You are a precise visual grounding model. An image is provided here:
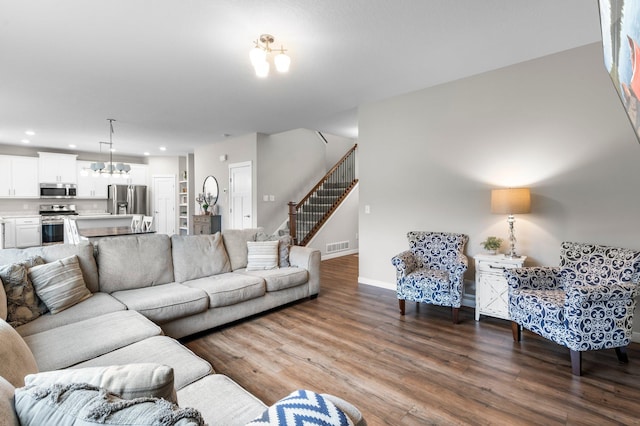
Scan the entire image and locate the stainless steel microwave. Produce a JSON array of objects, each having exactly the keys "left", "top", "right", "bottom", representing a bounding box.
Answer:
[{"left": 39, "top": 183, "right": 77, "bottom": 199}]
